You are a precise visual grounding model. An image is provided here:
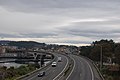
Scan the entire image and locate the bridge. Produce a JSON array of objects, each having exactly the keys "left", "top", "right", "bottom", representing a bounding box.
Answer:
[
  {"left": 0, "top": 51, "right": 54, "bottom": 66},
  {"left": 0, "top": 59, "right": 51, "bottom": 63}
]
